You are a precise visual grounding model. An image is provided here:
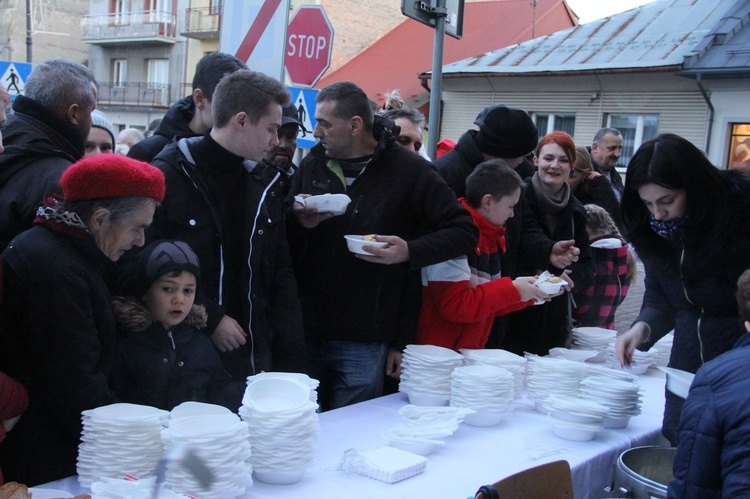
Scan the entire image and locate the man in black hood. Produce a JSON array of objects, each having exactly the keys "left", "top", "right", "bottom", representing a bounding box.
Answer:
[
  {"left": 127, "top": 52, "right": 247, "bottom": 162},
  {"left": 0, "top": 58, "right": 98, "bottom": 250}
]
